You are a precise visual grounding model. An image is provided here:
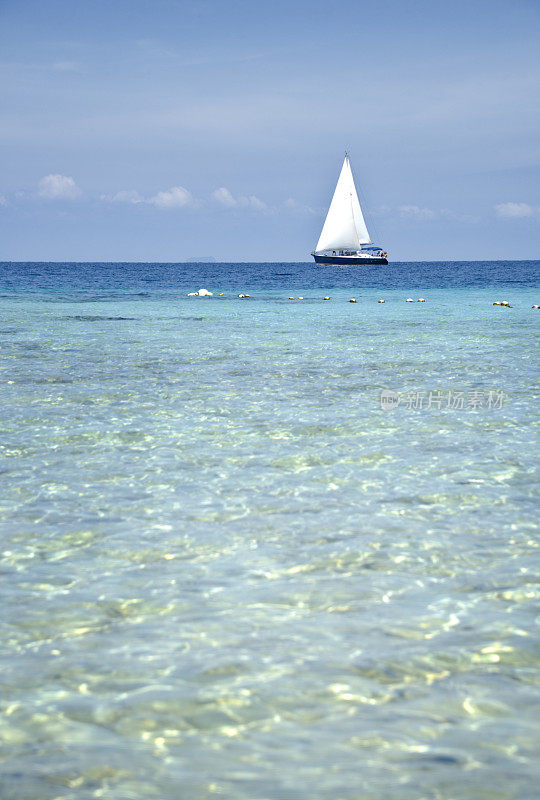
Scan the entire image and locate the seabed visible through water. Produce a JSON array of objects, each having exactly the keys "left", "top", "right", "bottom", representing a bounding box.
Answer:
[{"left": 0, "top": 260, "right": 538, "bottom": 800}]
